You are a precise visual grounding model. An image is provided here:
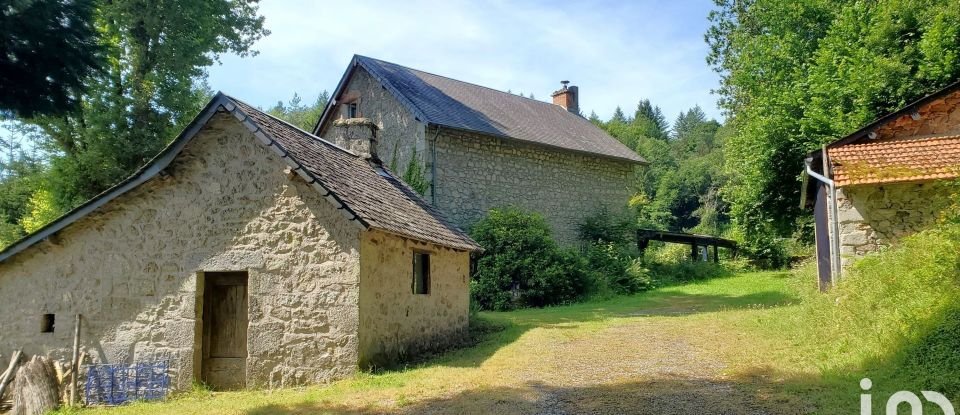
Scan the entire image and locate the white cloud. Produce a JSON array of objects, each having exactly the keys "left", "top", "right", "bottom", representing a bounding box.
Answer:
[{"left": 208, "top": 0, "right": 722, "bottom": 123}]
